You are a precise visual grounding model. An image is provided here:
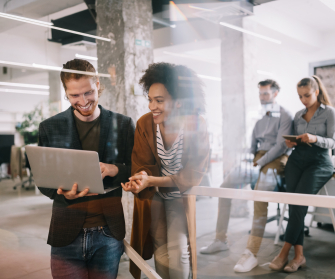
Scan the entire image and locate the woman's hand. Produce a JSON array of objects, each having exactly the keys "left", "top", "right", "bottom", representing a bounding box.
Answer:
[
  {"left": 121, "top": 181, "right": 137, "bottom": 192},
  {"left": 121, "top": 171, "right": 150, "bottom": 194},
  {"left": 296, "top": 133, "right": 317, "bottom": 144},
  {"left": 121, "top": 180, "right": 141, "bottom": 192},
  {"left": 127, "top": 171, "right": 150, "bottom": 194},
  {"left": 285, "top": 139, "right": 297, "bottom": 148}
]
